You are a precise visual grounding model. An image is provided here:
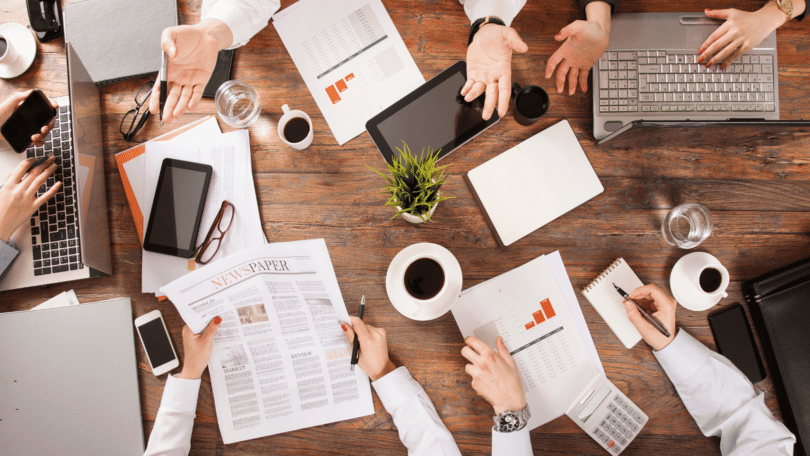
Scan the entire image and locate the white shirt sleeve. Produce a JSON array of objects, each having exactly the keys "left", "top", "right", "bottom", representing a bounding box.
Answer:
[
  {"left": 143, "top": 375, "right": 202, "bottom": 456},
  {"left": 654, "top": 330, "right": 796, "bottom": 456},
  {"left": 372, "top": 367, "right": 462, "bottom": 456},
  {"left": 201, "top": 0, "right": 281, "bottom": 49},
  {"left": 492, "top": 426, "right": 532, "bottom": 455},
  {"left": 458, "top": 0, "right": 527, "bottom": 26}
]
